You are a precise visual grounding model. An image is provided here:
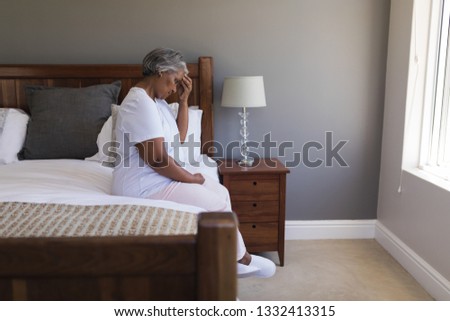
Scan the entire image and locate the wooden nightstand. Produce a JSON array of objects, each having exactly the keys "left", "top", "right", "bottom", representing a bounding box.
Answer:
[{"left": 218, "top": 158, "right": 290, "bottom": 266}]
